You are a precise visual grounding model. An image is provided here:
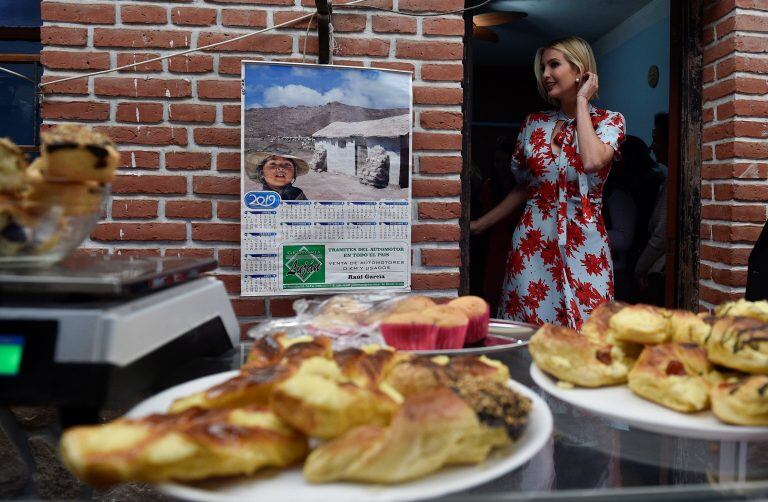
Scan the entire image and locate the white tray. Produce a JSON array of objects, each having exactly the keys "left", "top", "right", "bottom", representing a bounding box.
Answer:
[
  {"left": 127, "top": 371, "right": 554, "bottom": 502},
  {"left": 530, "top": 363, "right": 768, "bottom": 441}
]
